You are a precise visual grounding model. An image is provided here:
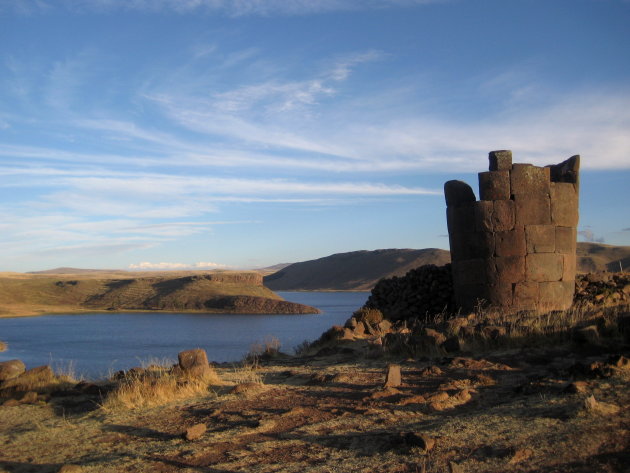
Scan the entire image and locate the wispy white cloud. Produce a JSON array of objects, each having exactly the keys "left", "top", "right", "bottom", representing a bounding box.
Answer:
[{"left": 1, "top": 0, "right": 444, "bottom": 16}]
